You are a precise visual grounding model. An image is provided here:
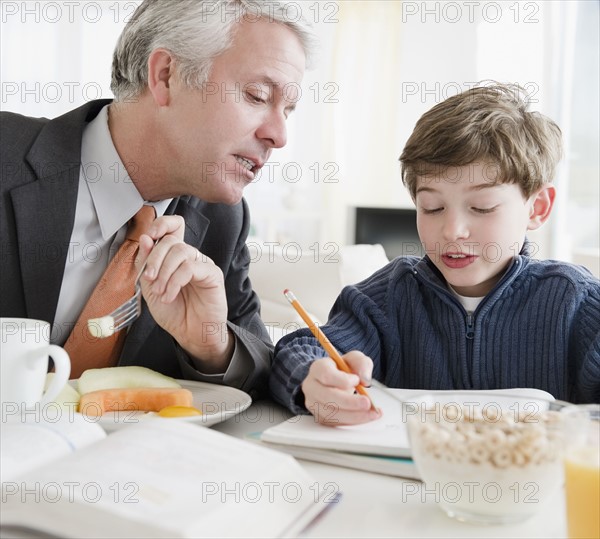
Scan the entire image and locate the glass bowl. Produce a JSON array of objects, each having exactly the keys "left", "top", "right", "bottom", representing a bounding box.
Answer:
[{"left": 405, "top": 391, "right": 568, "bottom": 524}]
